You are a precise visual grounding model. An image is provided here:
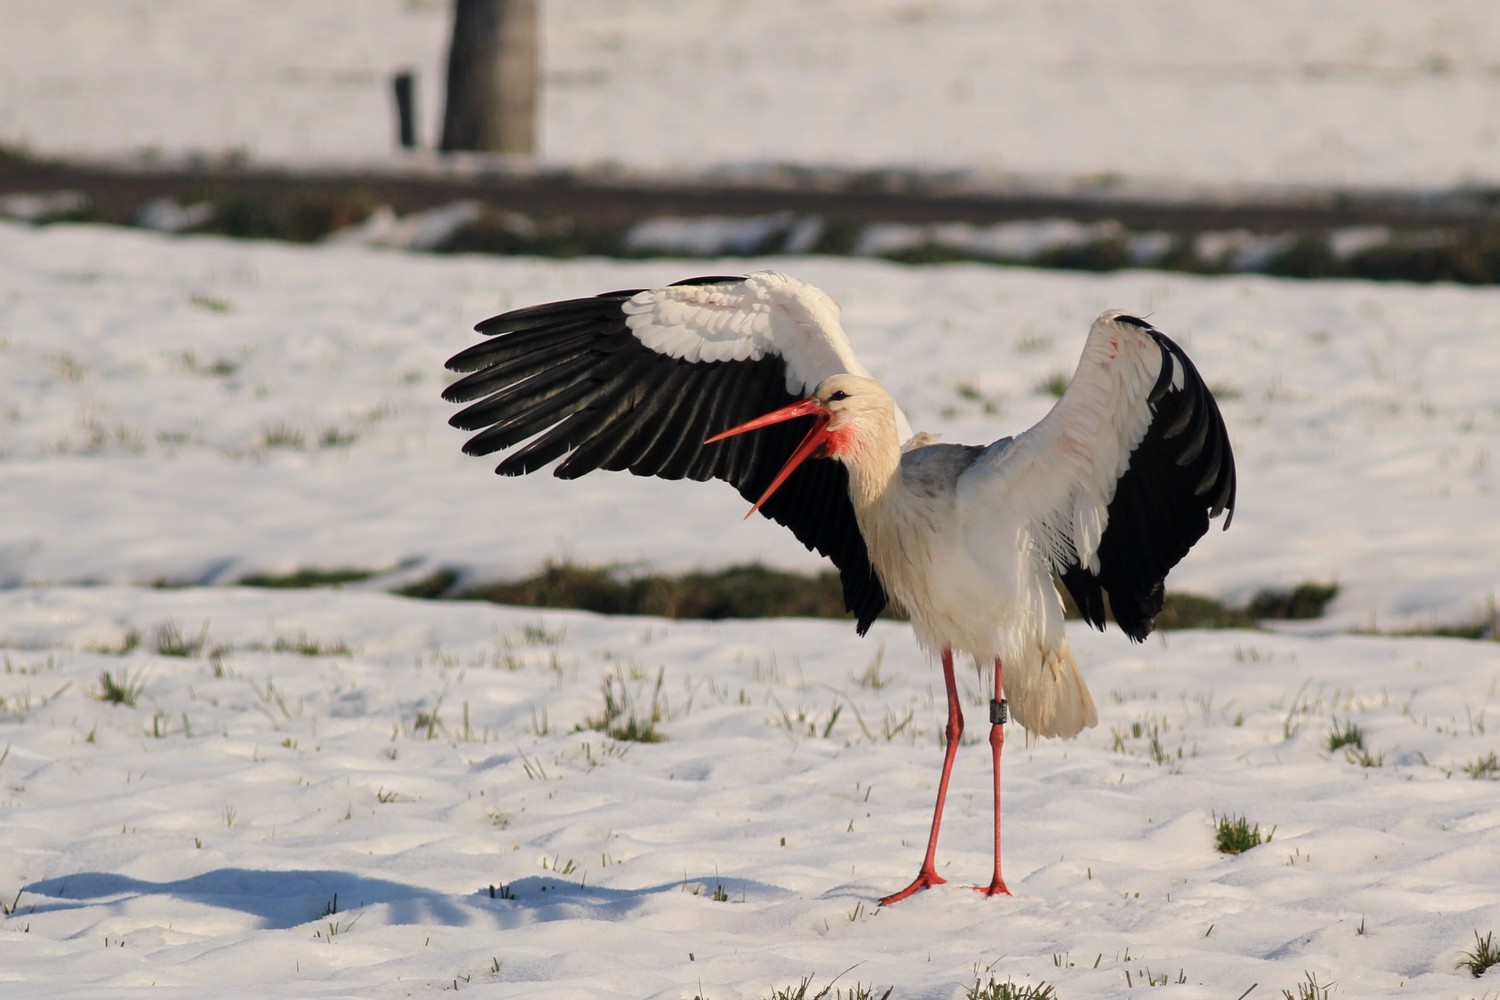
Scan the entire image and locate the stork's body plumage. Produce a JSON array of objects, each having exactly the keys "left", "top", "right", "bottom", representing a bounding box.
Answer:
[
  {"left": 444, "top": 271, "right": 1236, "bottom": 903},
  {"left": 807, "top": 377, "right": 1099, "bottom": 741}
]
